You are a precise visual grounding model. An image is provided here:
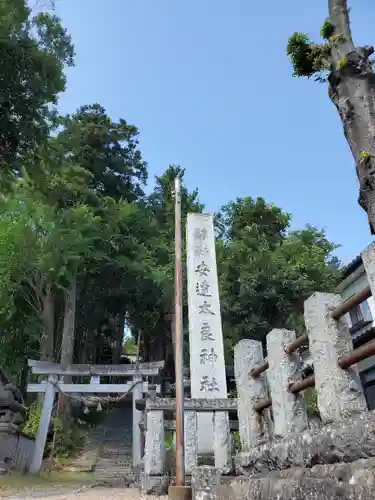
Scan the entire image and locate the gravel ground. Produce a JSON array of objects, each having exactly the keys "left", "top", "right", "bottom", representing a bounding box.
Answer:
[{"left": 1, "top": 486, "right": 168, "bottom": 500}]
